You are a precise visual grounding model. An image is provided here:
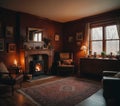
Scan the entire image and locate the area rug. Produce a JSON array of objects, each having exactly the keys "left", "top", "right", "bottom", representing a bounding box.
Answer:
[
  {"left": 18, "top": 77, "right": 101, "bottom": 106},
  {"left": 27, "top": 75, "right": 56, "bottom": 82}
]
